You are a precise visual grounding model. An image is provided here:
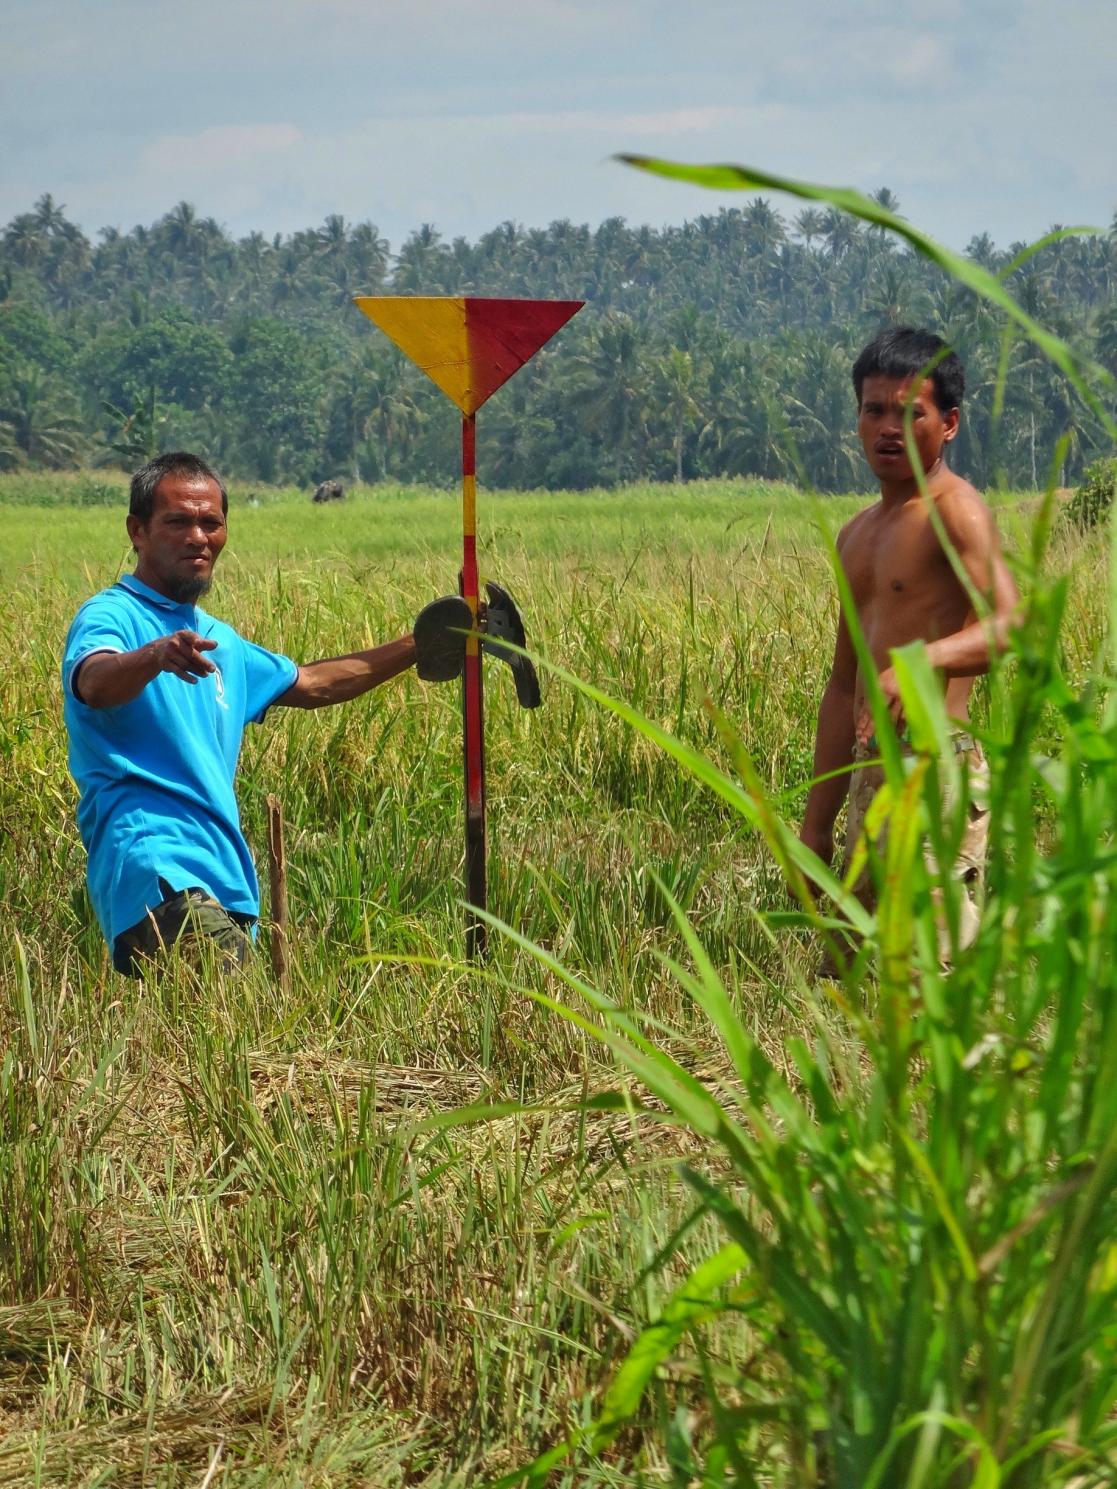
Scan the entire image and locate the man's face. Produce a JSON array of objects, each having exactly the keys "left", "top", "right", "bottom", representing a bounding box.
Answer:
[
  {"left": 126, "top": 473, "right": 228, "bottom": 603},
  {"left": 857, "top": 374, "right": 959, "bottom": 484}
]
